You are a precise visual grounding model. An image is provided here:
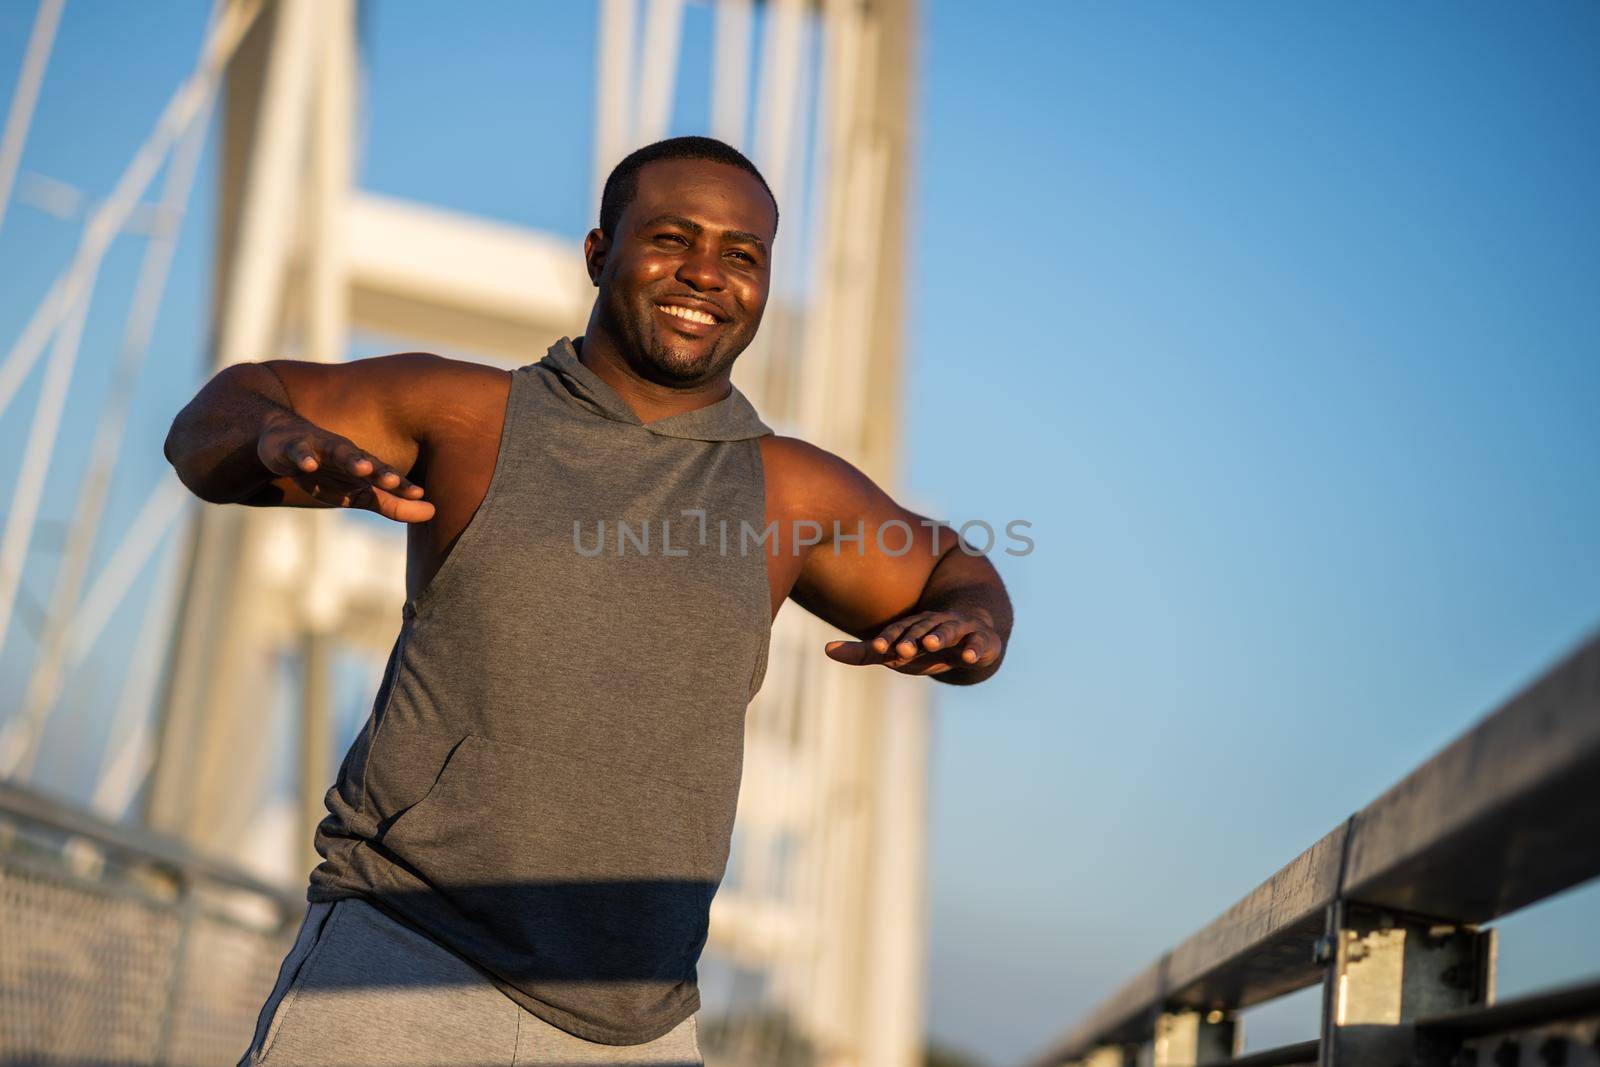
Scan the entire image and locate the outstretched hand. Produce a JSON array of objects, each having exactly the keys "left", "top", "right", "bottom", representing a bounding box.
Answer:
[
  {"left": 258, "top": 412, "right": 435, "bottom": 523},
  {"left": 824, "top": 608, "right": 1004, "bottom": 677}
]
